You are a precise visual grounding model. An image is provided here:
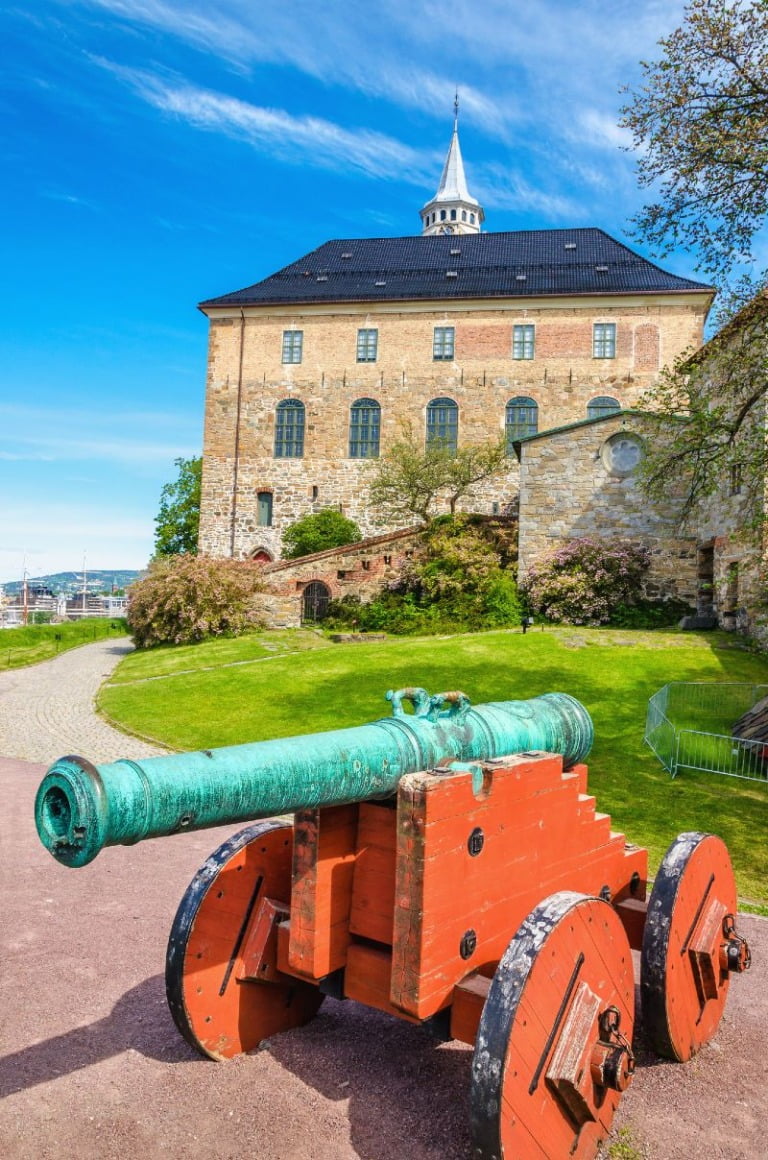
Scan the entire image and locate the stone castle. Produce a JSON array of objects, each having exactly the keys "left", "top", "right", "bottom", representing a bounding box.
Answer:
[{"left": 198, "top": 113, "right": 712, "bottom": 572}]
